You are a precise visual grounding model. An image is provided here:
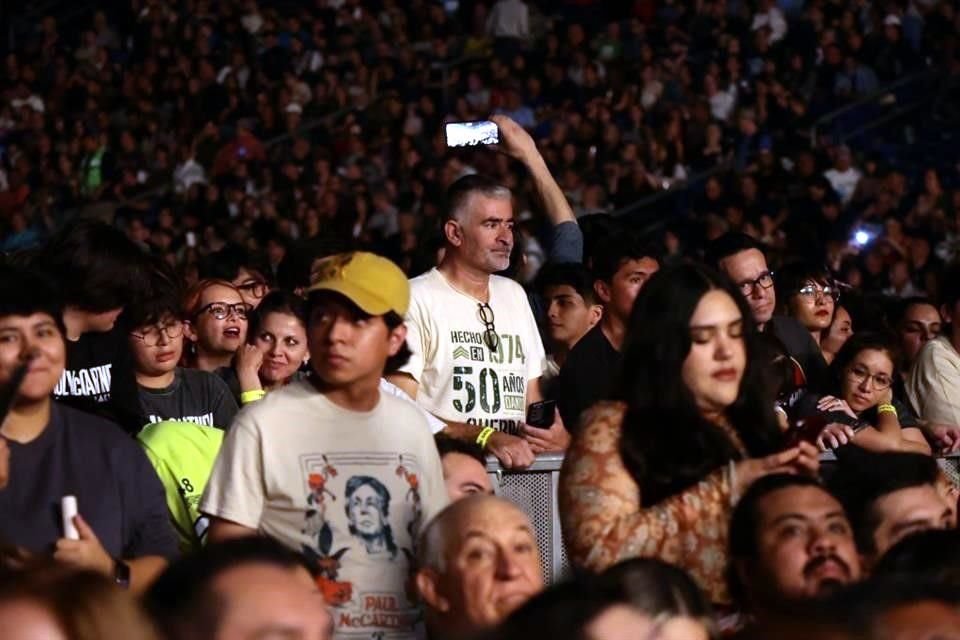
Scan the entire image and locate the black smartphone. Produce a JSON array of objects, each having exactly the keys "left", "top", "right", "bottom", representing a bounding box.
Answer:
[
  {"left": 526, "top": 400, "right": 556, "bottom": 429},
  {"left": 784, "top": 414, "right": 828, "bottom": 448}
]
